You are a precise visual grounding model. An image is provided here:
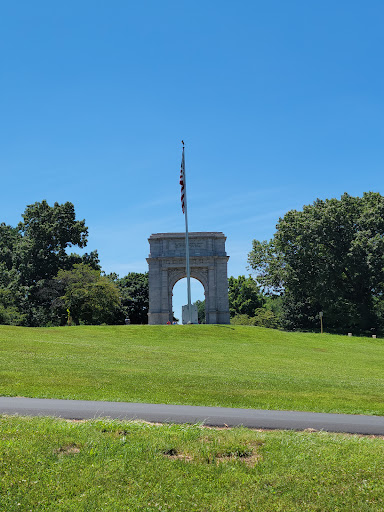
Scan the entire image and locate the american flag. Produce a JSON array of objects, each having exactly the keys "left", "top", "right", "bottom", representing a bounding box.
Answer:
[{"left": 180, "top": 144, "right": 185, "bottom": 214}]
